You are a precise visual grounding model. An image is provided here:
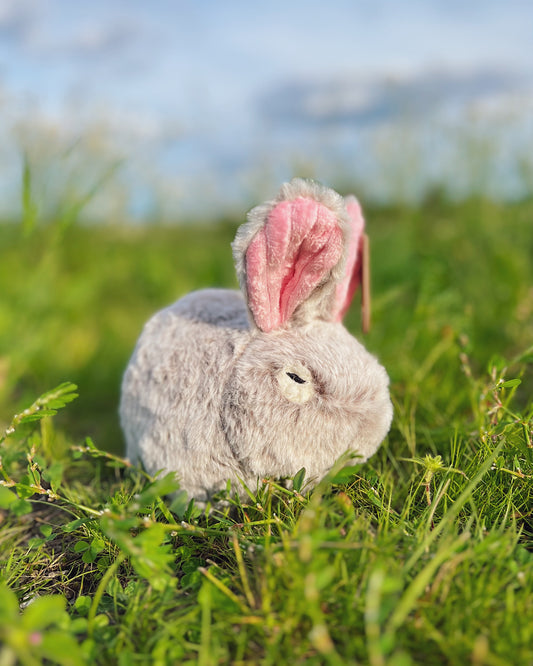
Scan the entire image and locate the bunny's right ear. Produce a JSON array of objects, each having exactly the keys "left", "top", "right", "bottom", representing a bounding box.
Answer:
[{"left": 232, "top": 179, "right": 352, "bottom": 332}]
